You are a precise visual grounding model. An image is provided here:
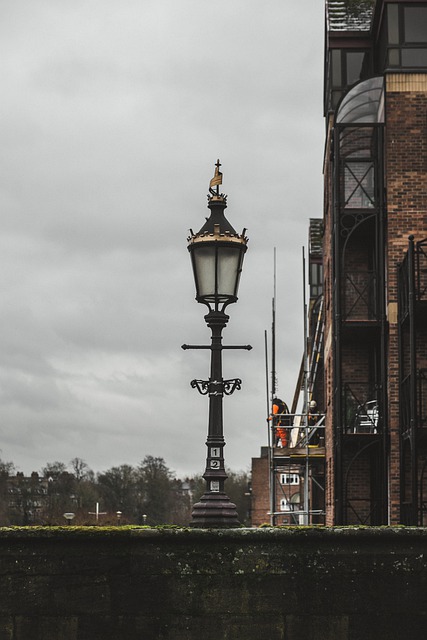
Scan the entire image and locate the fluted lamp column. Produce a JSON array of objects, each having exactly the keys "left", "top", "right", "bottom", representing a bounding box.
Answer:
[{"left": 182, "top": 160, "right": 250, "bottom": 528}]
